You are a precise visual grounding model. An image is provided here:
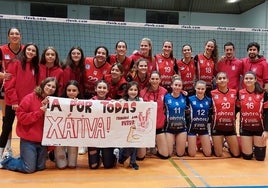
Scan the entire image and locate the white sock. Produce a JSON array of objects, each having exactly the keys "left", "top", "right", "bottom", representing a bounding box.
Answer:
[{"left": 5, "top": 139, "right": 11, "bottom": 149}]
